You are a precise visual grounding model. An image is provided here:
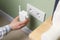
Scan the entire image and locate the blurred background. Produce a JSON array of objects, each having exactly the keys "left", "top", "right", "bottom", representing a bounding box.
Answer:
[{"left": 0, "top": 0, "right": 56, "bottom": 40}]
